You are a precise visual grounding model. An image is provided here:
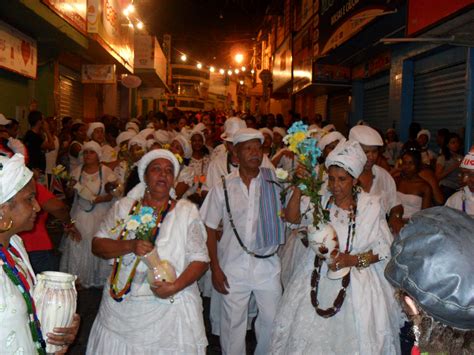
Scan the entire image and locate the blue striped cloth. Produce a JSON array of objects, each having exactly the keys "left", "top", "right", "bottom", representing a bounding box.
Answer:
[{"left": 256, "top": 168, "right": 285, "bottom": 249}]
